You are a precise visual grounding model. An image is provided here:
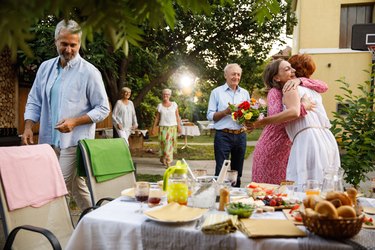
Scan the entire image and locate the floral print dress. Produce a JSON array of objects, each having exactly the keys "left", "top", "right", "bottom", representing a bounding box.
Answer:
[{"left": 251, "top": 78, "right": 328, "bottom": 184}]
